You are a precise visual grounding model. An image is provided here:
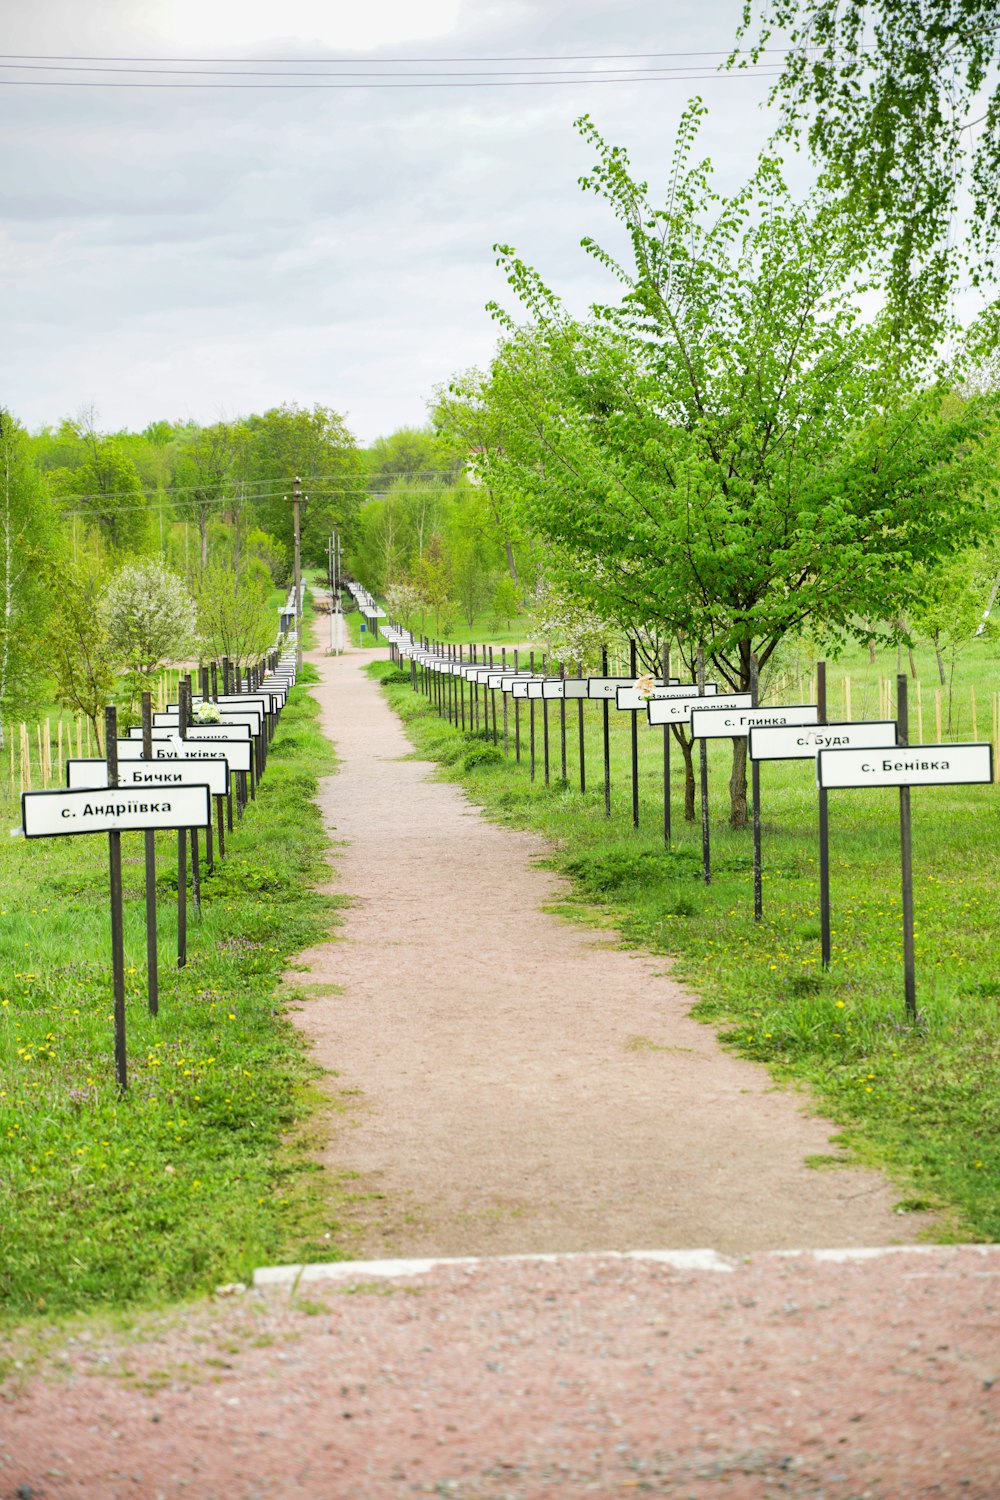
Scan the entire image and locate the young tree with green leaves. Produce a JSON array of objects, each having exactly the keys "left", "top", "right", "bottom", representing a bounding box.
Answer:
[
  {"left": 47, "top": 560, "right": 117, "bottom": 754},
  {"left": 735, "top": 0, "right": 1000, "bottom": 327},
  {"left": 193, "top": 558, "right": 275, "bottom": 671},
  {"left": 477, "top": 106, "right": 999, "bottom": 825},
  {"left": 169, "top": 421, "right": 236, "bottom": 572},
  {"left": 0, "top": 413, "right": 55, "bottom": 741},
  {"left": 236, "top": 404, "right": 362, "bottom": 566},
  {"left": 69, "top": 439, "right": 150, "bottom": 556}
]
